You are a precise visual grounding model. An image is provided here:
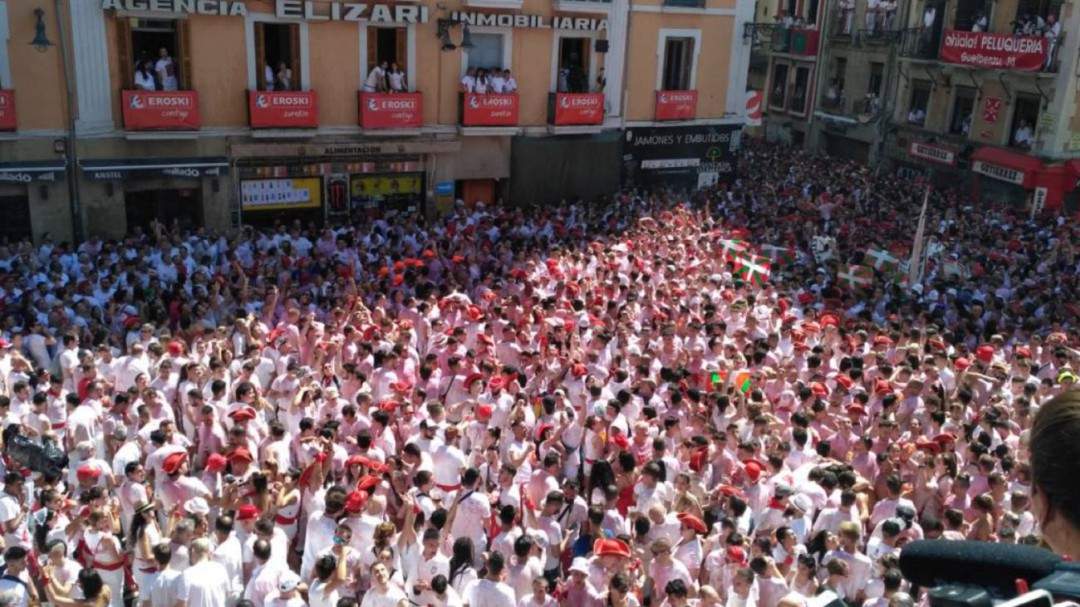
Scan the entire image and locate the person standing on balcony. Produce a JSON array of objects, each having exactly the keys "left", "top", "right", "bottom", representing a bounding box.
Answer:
[
  {"left": 865, "top": 0, "right": 880, "bottom": 35},
  {"left": 1044, "top": 14, "right": 1061, "bottom": 71},
  {"left": 460, "top": 67, "right": 477, "bottom": 94},
  {"left": 134, "top": 59, "right": 156, "bottom": 91},
  {"left": 490, "top": 69, "right": 507, "bottom": 94},
  {"left": 276, "top": 62, "right": 293, "bottom": 92},
  {"left": 264, "top": 61, "right": 276, "bottom": 91},
  {"left": 155, "top": 47, "right": 178, "bottom": 91},
  {"left": 364, "top": 61, "right": 388, "bottom": 93},
  {"left": 882, "top": 0, "right": 897, "bottom": 31},
  {"left": 389, "top": 63, "right": 406, "bottom": 92},
  {"left": 502, "top": 70, "right": 517, "bottom": 93},
  {"left": 839, "top": 0, "right": 855, "bottom": 36}
]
